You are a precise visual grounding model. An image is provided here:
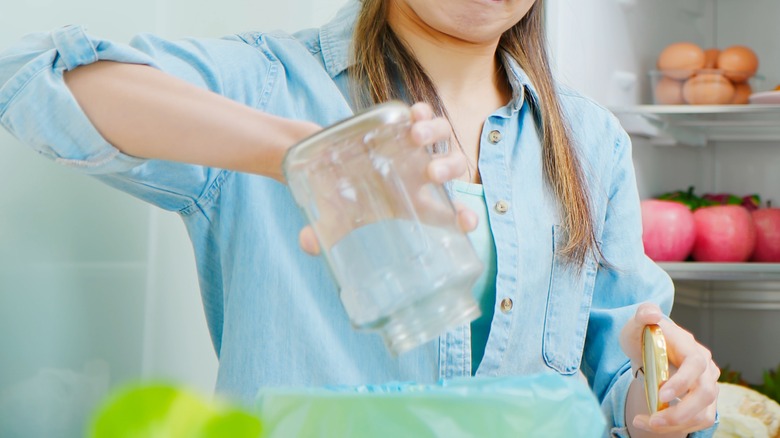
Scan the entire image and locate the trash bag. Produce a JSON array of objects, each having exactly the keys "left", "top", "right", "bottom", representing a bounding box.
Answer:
[{"left": 255, "top": 373, "right": 606, "bottom": 437}]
